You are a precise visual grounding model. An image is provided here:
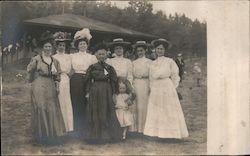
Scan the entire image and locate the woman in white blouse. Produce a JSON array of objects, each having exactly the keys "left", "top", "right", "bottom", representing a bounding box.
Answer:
[
  {"left": 107, "top": 38, "right": 133, "bottom": 85},
  {"left": 106, "top": 38, "right": 137, "bottom": 131},
  {"left": 70, "top": 28, "right": 97, "bottom": 134},
  {"left": 132, "top": 41, "right": 152, "bottom": 133},
  {"left": 143, "top": 38, "right": 189, "bottom": 139},
  {"left": 53, "top": 32, "right": 74, "bottom": 133}
]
